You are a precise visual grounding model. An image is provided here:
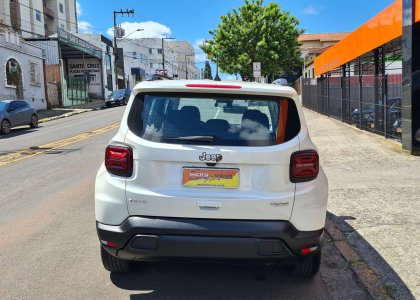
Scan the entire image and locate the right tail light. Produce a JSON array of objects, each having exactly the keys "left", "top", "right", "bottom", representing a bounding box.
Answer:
[
  {"left": 290, "top": 150, "right": 319, "bottom": 183},
  {"left": 105, "top": 145, "right": 133, "bottom": 177}
]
